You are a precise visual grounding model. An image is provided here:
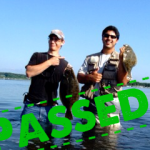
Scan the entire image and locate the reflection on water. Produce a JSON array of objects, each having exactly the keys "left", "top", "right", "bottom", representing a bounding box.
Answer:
[
  {"left": 0, "top": 80, "right": 150, "bottom": 150},
  {"left": 82, "top": 125, "right": 121, "bottom": 150}
]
